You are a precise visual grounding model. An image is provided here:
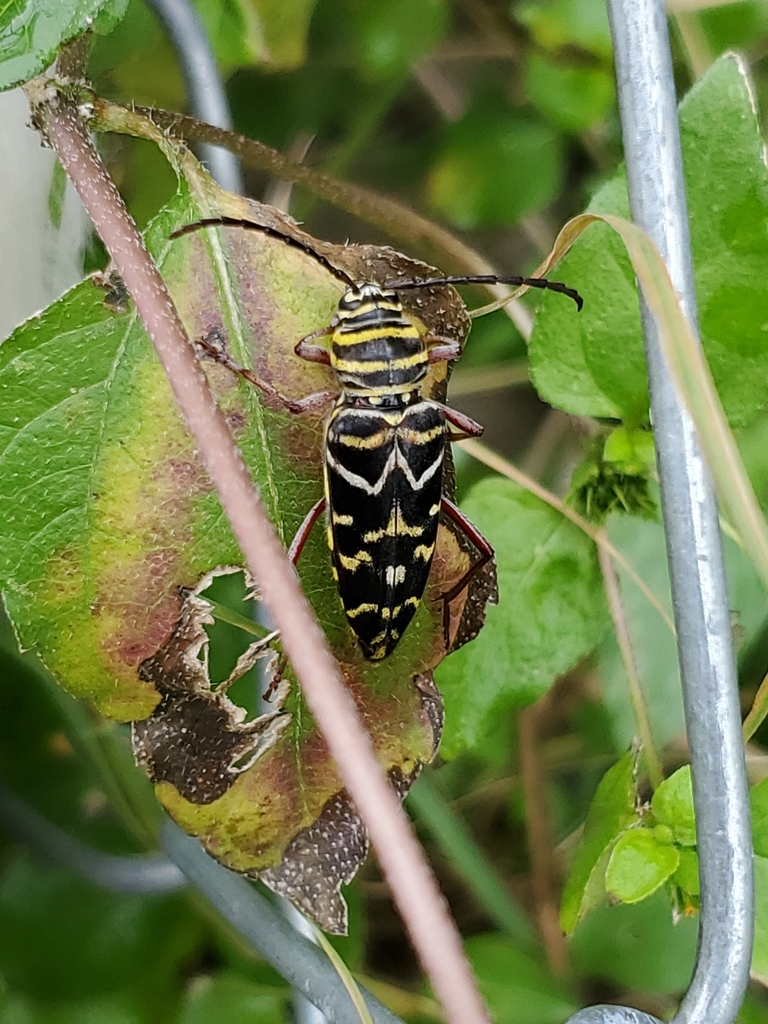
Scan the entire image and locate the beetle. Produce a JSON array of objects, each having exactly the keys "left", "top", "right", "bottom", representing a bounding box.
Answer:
[{"left": 171, "top": 217, "right": 583, "bottom": 660}]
